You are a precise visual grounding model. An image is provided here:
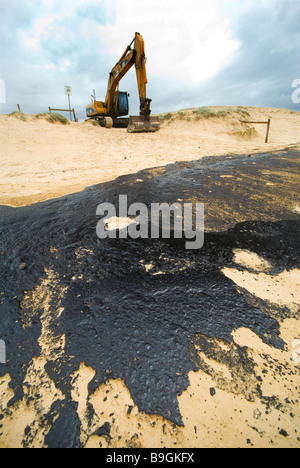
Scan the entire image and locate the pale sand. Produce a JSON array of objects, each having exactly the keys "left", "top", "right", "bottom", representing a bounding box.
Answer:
[
  {"left": 0, "top": 107, "right": 299, "bottom": 207},
  {"left": 0, "top": 107, "right": 299, "bottom": 448},
  {"left": 222, "top": 268, "right": 300, "bottom": 312},
  {"left": 2, "top": 303, "right": 299, "bottom": 448}
]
